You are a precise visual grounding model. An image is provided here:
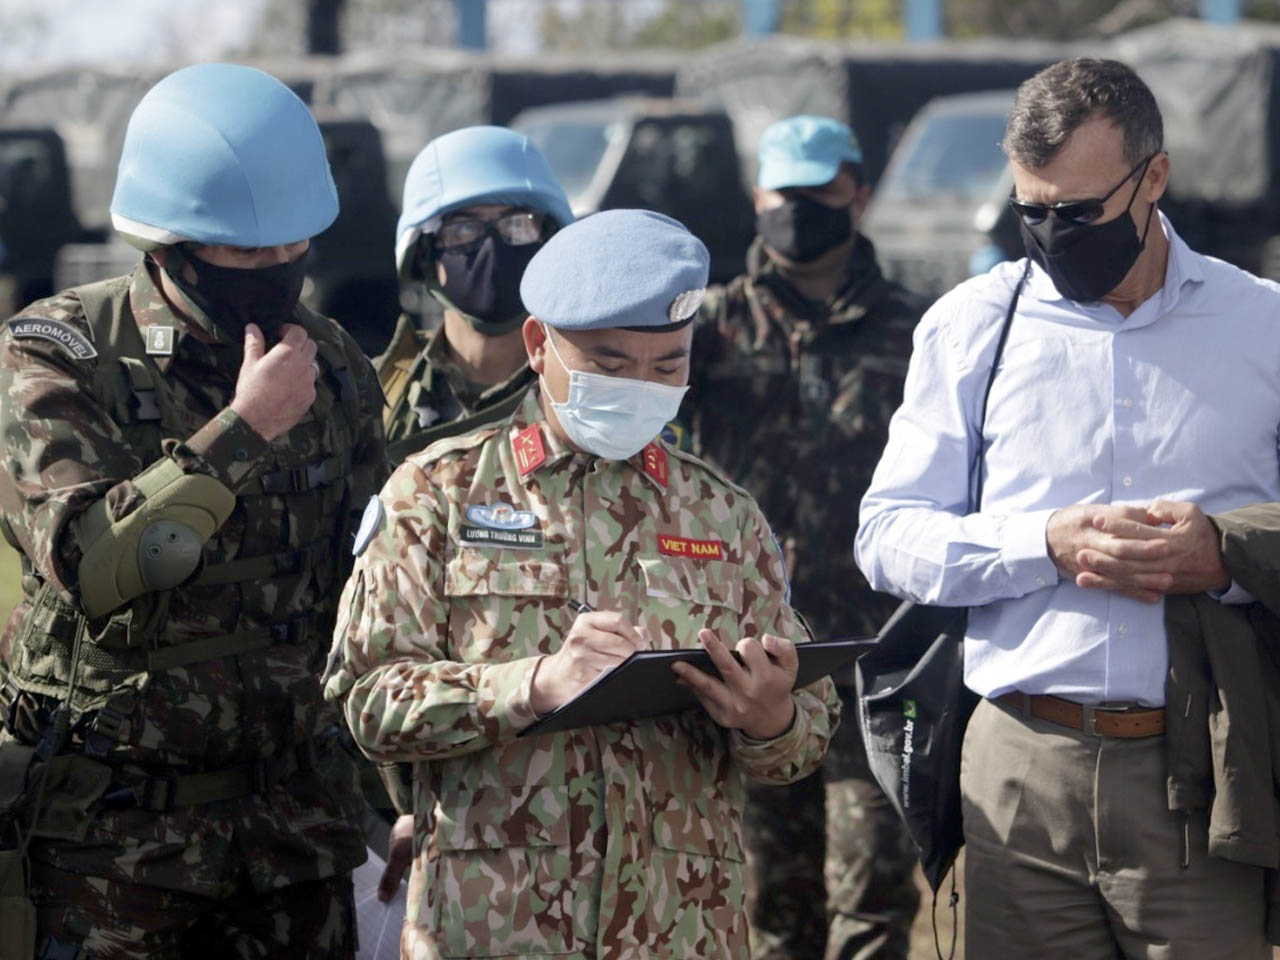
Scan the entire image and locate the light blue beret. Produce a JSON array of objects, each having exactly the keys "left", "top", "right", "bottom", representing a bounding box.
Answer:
[
  {"left": 757, "top": 115, "right": 863, "bottom": 191},
  {"left": 520, "top": 209, "right": 710, "bottom": 332}
]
